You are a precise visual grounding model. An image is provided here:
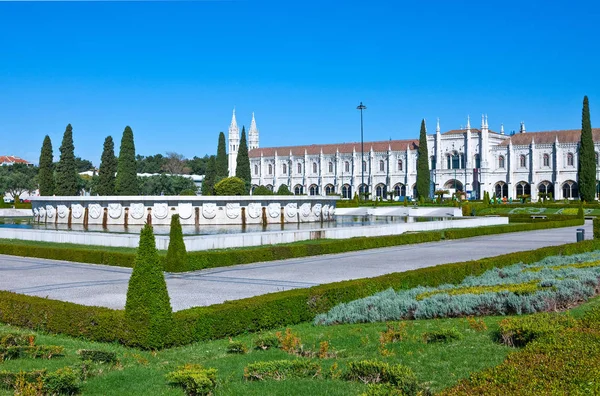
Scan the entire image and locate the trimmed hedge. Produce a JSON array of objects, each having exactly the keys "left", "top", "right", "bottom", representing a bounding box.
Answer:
[
  {"left": 594, "top": 217, "right": 600, "bottom": 239},
  {"left": 1, "top": 240, "right": 599, "bottom": 348}
]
